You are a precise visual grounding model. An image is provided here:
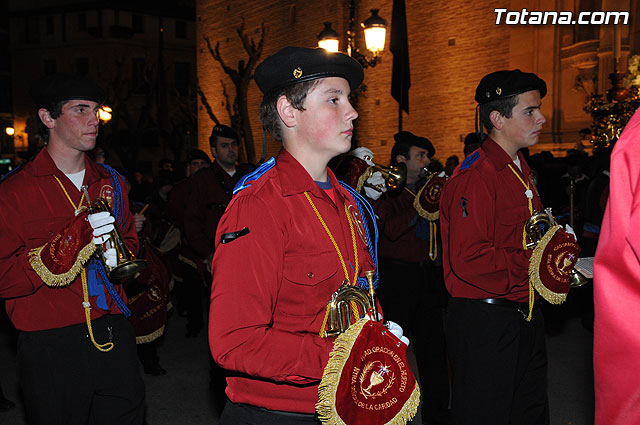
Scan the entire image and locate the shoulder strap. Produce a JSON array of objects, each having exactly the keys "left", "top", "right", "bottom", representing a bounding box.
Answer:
[{"left": 233, "top": 157, "right": 276, "bottom": 195}]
